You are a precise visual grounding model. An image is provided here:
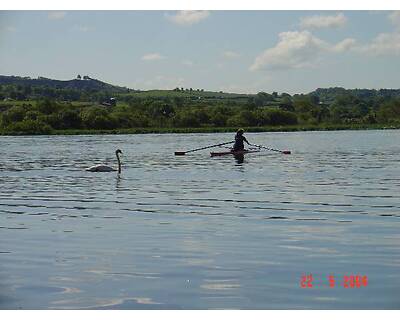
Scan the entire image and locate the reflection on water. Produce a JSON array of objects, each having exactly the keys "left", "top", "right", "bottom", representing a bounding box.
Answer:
[
  {"left": 1, "top": 130, "right": 400, "bottom": 309},
  {"left": 234, "top": 154, "right": 244, "bottom": 164}
]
